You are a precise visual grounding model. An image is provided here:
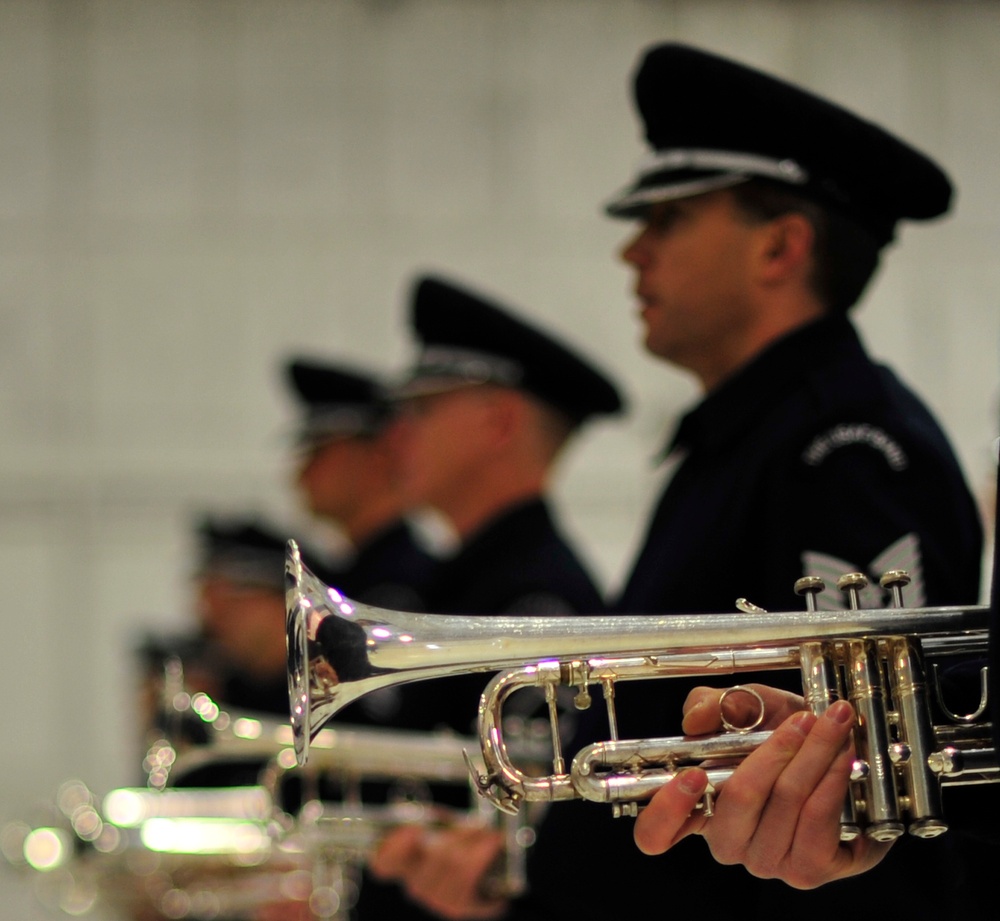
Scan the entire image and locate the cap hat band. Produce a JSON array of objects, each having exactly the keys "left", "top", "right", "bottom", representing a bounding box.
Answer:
[
  {"left": 638, "top": 148, "right": 809, "bottom": 185},
  {"left": 608, "top": 44, "right": 953, "bottom": 247},
  {"left": 308, "top": 406, "right": 381, "bottom": 432},
  {"left": 197, "top": 555, "right": 285, "bottom": 592},
  {"left": 296, "top": 407, "right": 384, "bottom": 448},
  {"left": 607, "top": 173, "right": 752, "bottom": 215},
  {"left": 415, "top": 346, "right": 524, "bottom": 387},
  {"left": 606, "top": 148, "right": 810, "bottom": 217}
]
